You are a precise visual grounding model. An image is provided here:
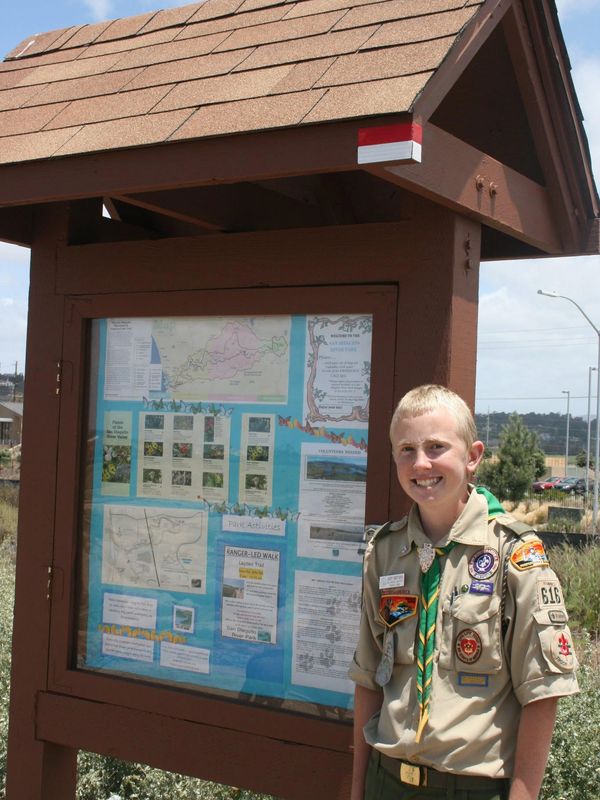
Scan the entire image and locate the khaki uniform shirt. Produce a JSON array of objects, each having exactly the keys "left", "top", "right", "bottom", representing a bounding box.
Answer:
[{"left": 349, "top": 490, "right": 579, "bottom": 778}]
